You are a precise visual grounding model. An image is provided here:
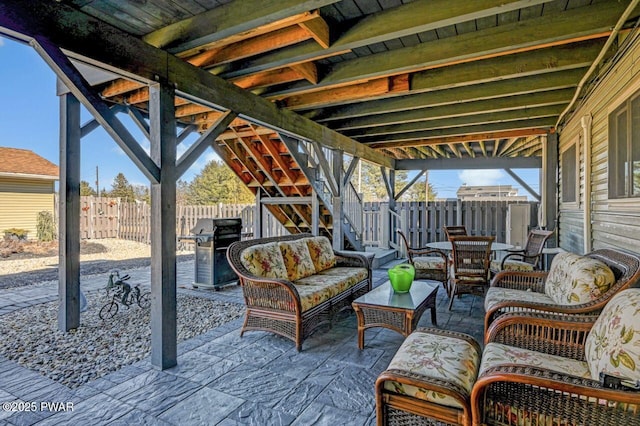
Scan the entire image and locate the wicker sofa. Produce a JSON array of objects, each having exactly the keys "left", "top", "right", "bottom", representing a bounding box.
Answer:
[
  {"left": 227, "top": 233, "right": 372, "bottom": 351},
  {"left": 484, "top": 248, "right": 640, "bottom": 334}
]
